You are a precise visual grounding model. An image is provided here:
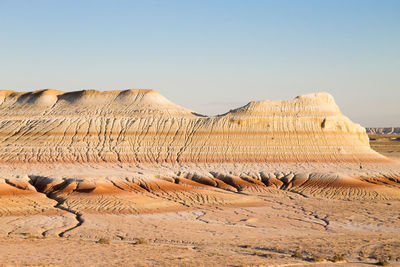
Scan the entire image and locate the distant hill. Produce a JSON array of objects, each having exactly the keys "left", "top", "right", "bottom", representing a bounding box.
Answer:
[{"left": 367, "top": 127, "right": 400, "bottom": 135}]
